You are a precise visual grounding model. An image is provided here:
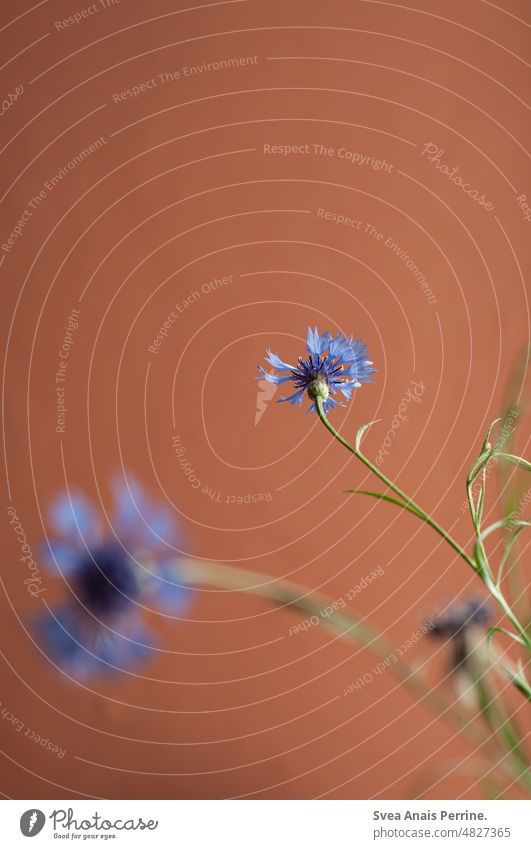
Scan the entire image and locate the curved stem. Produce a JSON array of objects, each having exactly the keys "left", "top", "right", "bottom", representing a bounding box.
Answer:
[
  {"left": 315, "top": 398, "right": 531, "bottom": 699},
  {"left": 315, "top": 398, "right": 475, "bottom": 569},
  {"left": 174, "top": 558, "right": 529, "bottom": 792}
]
